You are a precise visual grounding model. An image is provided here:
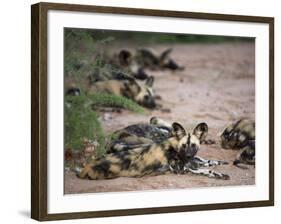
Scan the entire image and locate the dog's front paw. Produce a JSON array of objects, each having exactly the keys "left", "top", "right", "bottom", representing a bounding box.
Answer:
[
  {"left": 214, "top": 172, "right": 230, "bottom": 180},
  {"left": 219, "top": 160, "right": 229, "bottom": 165}
]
